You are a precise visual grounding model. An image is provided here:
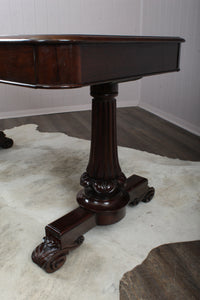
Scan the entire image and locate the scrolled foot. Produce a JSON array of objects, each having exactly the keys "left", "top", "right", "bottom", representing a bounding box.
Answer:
[
  {"left": 142, "top": 187, "right": 155, "bottom": 203},
  {"left": 129, "top": 198, "right": 140, "bottom": 206},
  {"left": 32, "top": 235, "right": 84, "bottom": 273},
  {"left": 129, "top": 187, "right": 155, "bottom": 206},
  {"left": 0, "top": 131, "right": 14, "bottom": 149}
]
